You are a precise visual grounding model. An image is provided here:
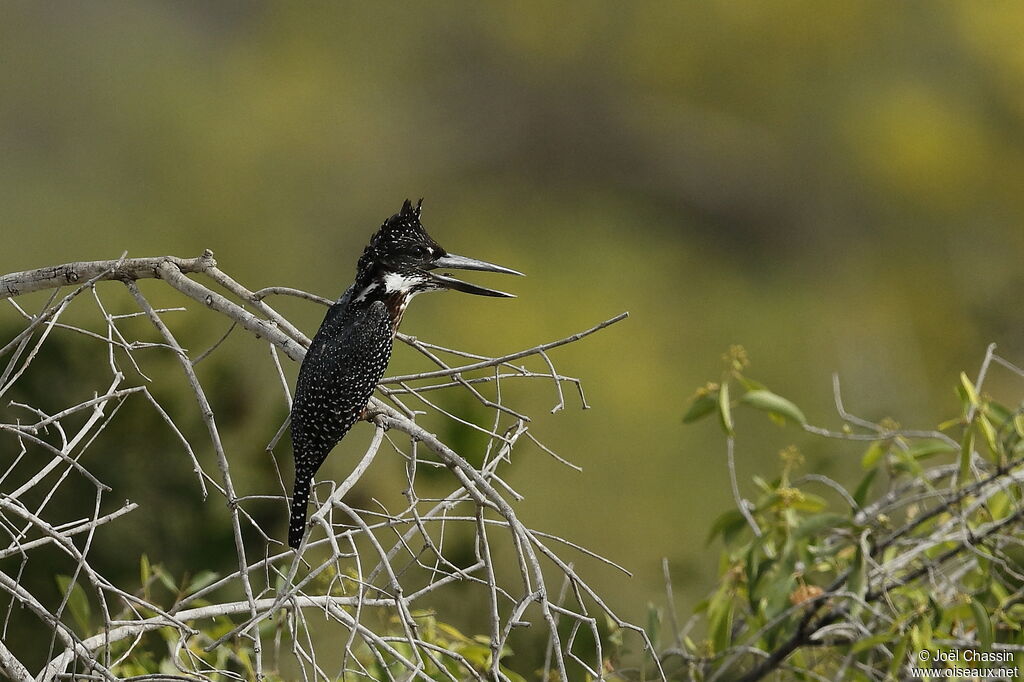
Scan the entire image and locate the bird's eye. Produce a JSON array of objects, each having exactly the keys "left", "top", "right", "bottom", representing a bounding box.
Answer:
[{"left": 411, "top": 245, "right": 429, "bottom": 258}]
